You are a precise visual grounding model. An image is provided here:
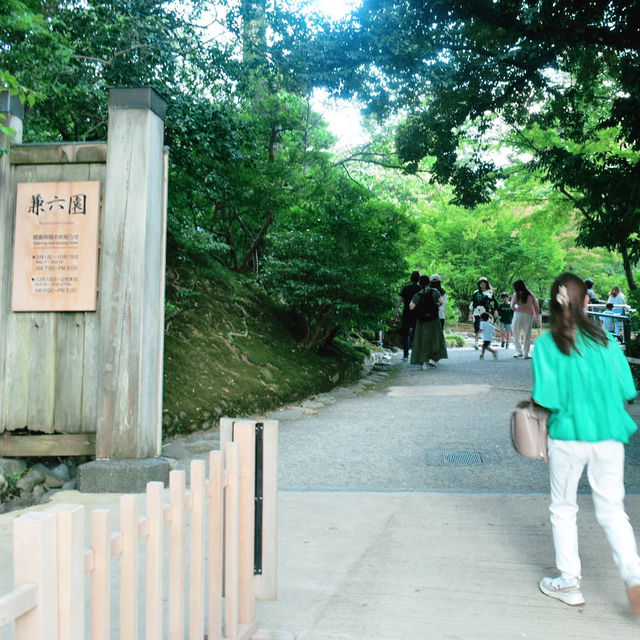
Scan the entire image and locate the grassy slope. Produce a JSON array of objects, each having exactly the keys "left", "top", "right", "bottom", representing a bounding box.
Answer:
[{"left": 162, "top": 278, "right": 365, "bottom": 437}]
